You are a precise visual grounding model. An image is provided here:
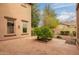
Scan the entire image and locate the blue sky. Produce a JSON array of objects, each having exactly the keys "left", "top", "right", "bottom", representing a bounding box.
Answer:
[{"left": 38, "top": 3, "right": 76, "bottom": 22}]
